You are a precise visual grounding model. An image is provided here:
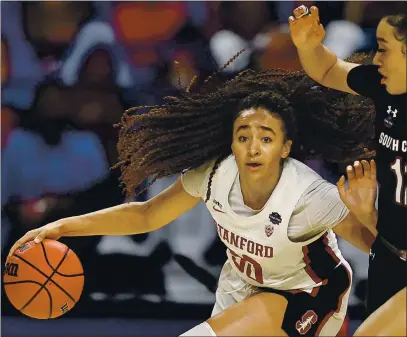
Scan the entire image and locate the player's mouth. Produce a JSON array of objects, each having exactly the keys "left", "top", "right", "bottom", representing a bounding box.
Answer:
[
  {"left": 378, "top": 70, "right": 387, "bottom": 84},
  {"left": 246, "top": 162, "right": 262, "bottom": 171},
  {"left": 380, "top": 76, "right": 387, "bottom": 84}
]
